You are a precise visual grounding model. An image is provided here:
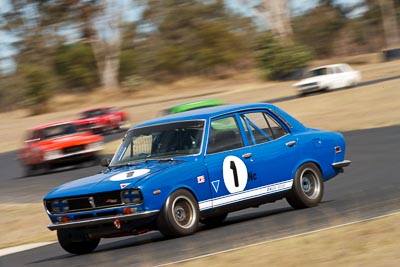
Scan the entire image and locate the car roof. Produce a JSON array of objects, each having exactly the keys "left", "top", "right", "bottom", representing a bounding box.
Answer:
[
  {"left": 310, "top": 63, "right": 349, "bottom": 70},
  {"left": 168, "top": 99, "right": 224, "bottom": 114},
  {"left": 81, "top": 106, "right": 113, "bottom": 112},
  {"left": 133, "top": 102, "right": 301, "bottom": 129}
]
